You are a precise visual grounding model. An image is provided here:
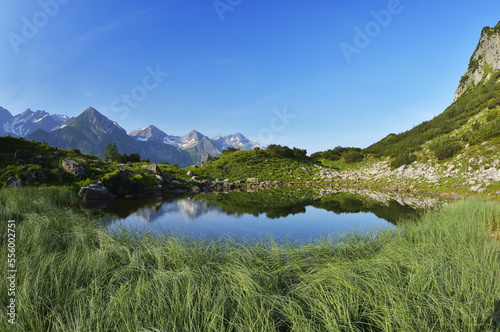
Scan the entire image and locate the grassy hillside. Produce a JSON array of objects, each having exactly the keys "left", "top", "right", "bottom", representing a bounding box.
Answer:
[
  {"left": 184, "top": 147, "right": 318, "bottom": 183},
  {"left": 0, "top": 136, "right": 100, "bottom": 188},
  {"left": 365, "top": 71, "right": 500, "bottom": 167},
  {"left": 0, "top": 137, "right": 191, "bottom": 194}
]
